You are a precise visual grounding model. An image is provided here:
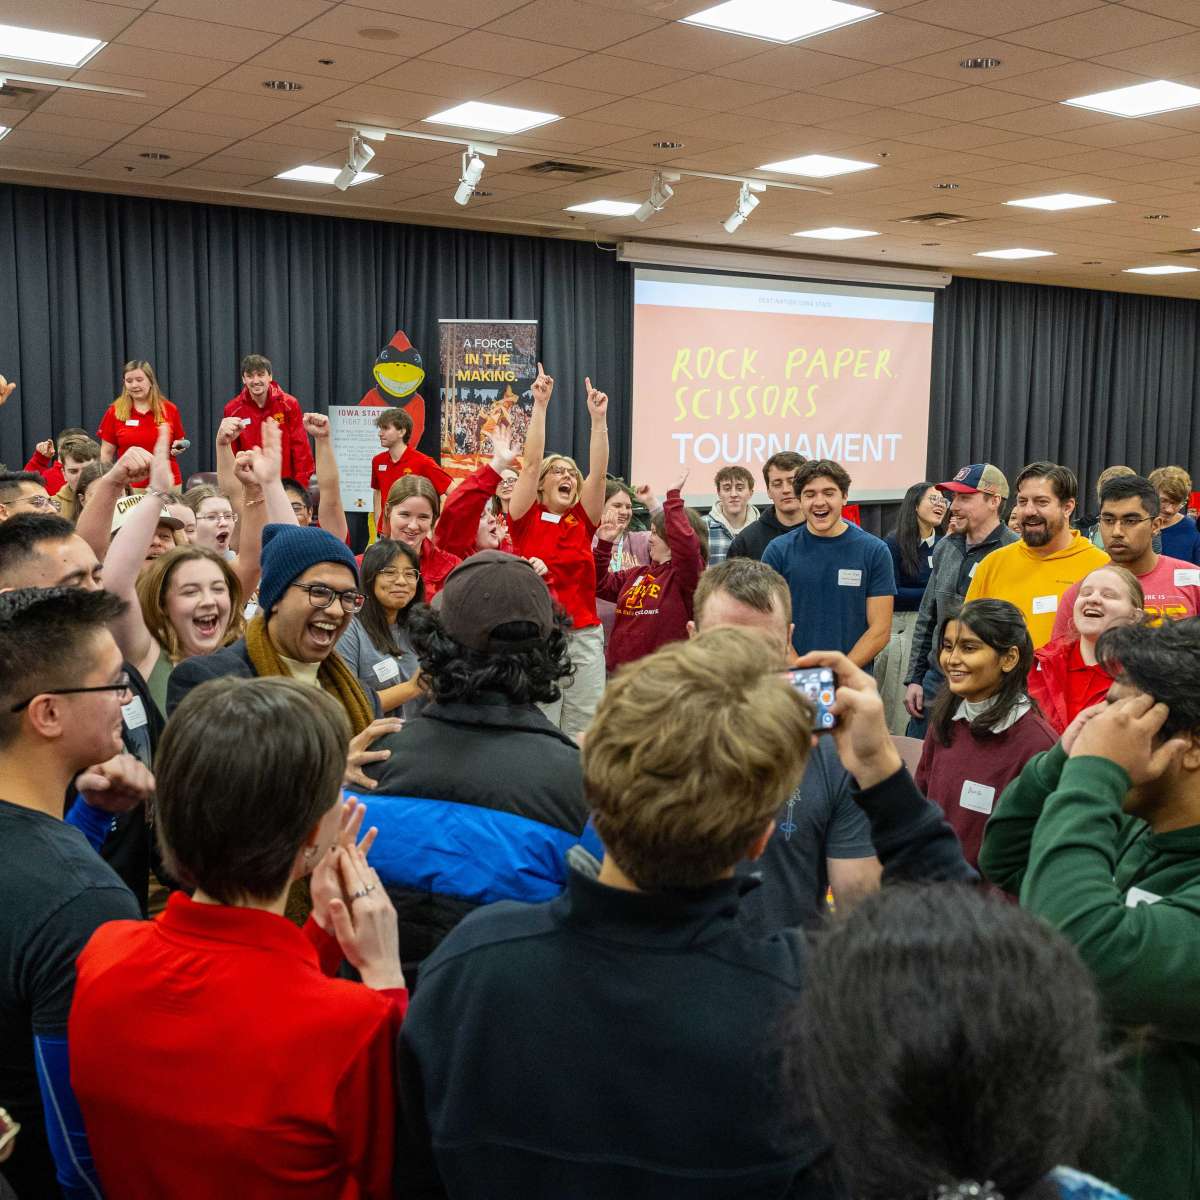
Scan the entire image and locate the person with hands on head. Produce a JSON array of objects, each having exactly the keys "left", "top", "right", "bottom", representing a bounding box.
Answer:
[
  {"left": 594, "top": 470, "right": 708, "bottom": 670},
  {"left": 97, "top": 360, "right": 187, "bottom": 487},
  {"left": 0, "top": 587, "right": 141, "bottom": 1200},
  {"left": 508, "top": 366, "right": 610, "bottom": 736},
  {"left": 980, "top": 616, "right": 1200, "bottom": 1200},
  {"left": 70, "top": 676, "right": 405, "bottom": 1200},
  {"left": 432, "top": 423, "right": 519, "bottom": 560}
]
